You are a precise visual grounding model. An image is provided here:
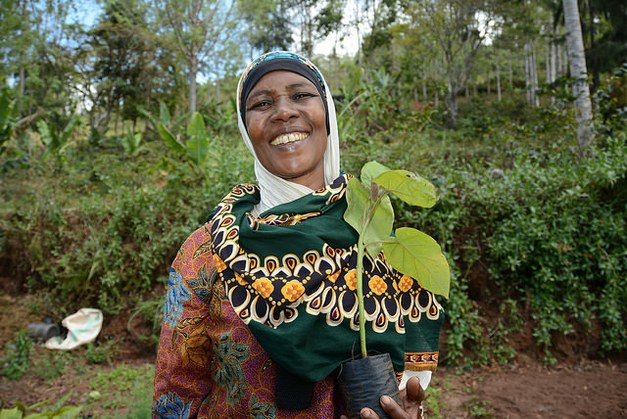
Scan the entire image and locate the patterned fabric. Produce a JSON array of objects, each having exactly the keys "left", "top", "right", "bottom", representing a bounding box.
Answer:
[
  {"left": 209, "top": 175, "right": 443, "bottom": 382},
  {"left": 153, "top": 225, "right": 340, "bottom": 418},
  {"left": 153, "top": 179, "right": 444, "bottom": 417}
]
